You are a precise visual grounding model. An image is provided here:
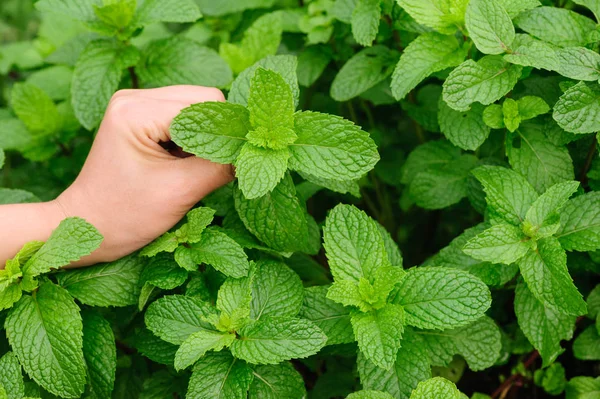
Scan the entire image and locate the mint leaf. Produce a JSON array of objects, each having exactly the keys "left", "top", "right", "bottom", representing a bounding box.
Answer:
[
  {"left": 57, "top": 254, "right": 143, "bottom": 307},
  {"left": 171, "top": 102, "right": 250, "bottom": 164},
  {"left": 555, "top": 47, "right": 600, "bottom": 81},
  {"left": 438, "top": 101, "right": 490, "bottom": 151},
  {"left": 557, "top": 192, "right": 600, "bottom": 251},
  {"left": 498, "top": 0, "right": 540, "bottom": 18},
  {"left": 504, "top": 36, "right": 559, "bottom": 71},
  {"left": 391, "top": 33, "right": 467, "bottom": 101},
  {"left": 351, "top": 304, "right": 405, "bottom": 370},
  {"left": 289, "top": 111, "right": 379, "bottom": 182},
  {"left": 35, "top": 0, "right": 99, "bottom": 22},
  {"left": 565, "top": 376, "right": 600, "bottom": 399},
  {"left": 217, "top": 271, "right": 253, "bottom": 320},
  {"left": 332, "top": 46, "right": 398, "bottom": 101},
  {"left": 466, "top": 0, "right": 515, "bottom": 55},
  {"left": 443, "top": 56, "right": 522, "bottom": 112},
  {"left": 327, "top": 280, "right": 368, "bottom": 311},
  {"left": 11, "top": 83, "right": 60, "bottom": 135},
  {"left": 299, "top": 286, "right": 353, "bottom": 346},
  {"left": 396, "top": 0, "right": 468, "bottom": 34},
  {"left": 323, "top": 204, "right": 388, "bottom": 283},
  {"left": 515, "top": 281, "right": 576, "bottom": 366},
  {"left": 23, "top": 217, "right": 102, "bottom": 277},
  {"left": 133, "top": 328, "right": 177, "bottom": 366},
  {"left": 72, "top": 40, "right": 138, "bottom": 130},
  {"left": 410, "top": 377, "right": 462, "bottom": 399},
  {"left": 391, "top": 267, "right": 491, "bottom": 330},
  {"left": 6, "top": 283, "right": 86, "bottom": 398},
  {"left": 82, "top": 310, "right": 116, "bottom": 399},
  {"left": 134, "top": 0, "right": 202, "bottom": 24},
  {"left": 357, "top": 337, "right": 431, "bottom": 399},
  {"left": 518, "top": 237, "right": 587, "bottom": 316},
  {"left": 139, "top": 253, "right": 188, "bottom": 290},
  {"left": 553, "top": 82, "right": 600, "bottom": 134},
  {"left": 0, "top": 285, "right": 22, "bottom": 312},
  {"left": 401, "top": 140, "right": 460, "bottom": 185},
  {"left": 248, "top": 363, "right": 307, "bottom": 399},
  {"left": 503, "top": 98, "right": 521, "bottom": 132},
  {"left": 517, "top": 96, "right": 551, "bottom": 120},
  {"left": 471, "top": 165, "right": 538, "bottom": 226},
  {"left": 251, "top": 260, "right": 304, "bottom": 320},
  {"left": 137, "top": 37, "right": 231, "bottom": 88},
  {"left": 248, "top": 68, "right": 295, "bottom": 131},
  {"left": 0, "top": 352, "right": 24, "bottom": 399},
  {"left": 463, "top": 223, "right": 532, "bottom": 264},
  {"left": 416, "top": 317, "right": 501, "bottom": 371},
  {"left": 185, "top": 228, "right": 250, "bottom": 278},
  {"left": 145, "top": 295, "right": 217, "bottom": 345},
  {"left": 231, "top": 318, "right": 326, "bottom": 364},
  {"left": 236, "top": 145, "right": 289, "bottom": 199},
  {"left": 573, "top": 0, "right": 600, "bottom": 21},
  {"left": 515, "top": 7, "right": 596, "bottom": 47},
  {"left": 297, "top": 46, "right": 331, "bottom": 87},
  {"left": 524, "top": 181, "right": 579, "bottom": 231},
  {"left": 187, "top": 352, "right": 253, "bottom": 399},
  {"left": 573, "top": 325, "right": 600, "bottom": 360},
  {"left": 348, "top": 391, "right": 395, "bottom": 399},
  {"left": 174, "top": 330, "right": 235, "bottom": 371},
  {"left": 234, "top": 173, "right": 310, "bottom": 253},
  {"left": 351, "top": 0, "right": 381, "bottom": 46}
]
